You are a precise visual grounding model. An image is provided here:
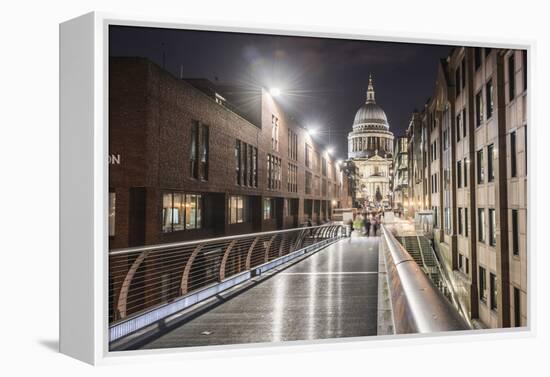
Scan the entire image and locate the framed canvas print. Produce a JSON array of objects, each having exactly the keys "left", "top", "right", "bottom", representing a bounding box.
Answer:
[{"left": 59, "top": 12, "right": 532, "bottom": 365}]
